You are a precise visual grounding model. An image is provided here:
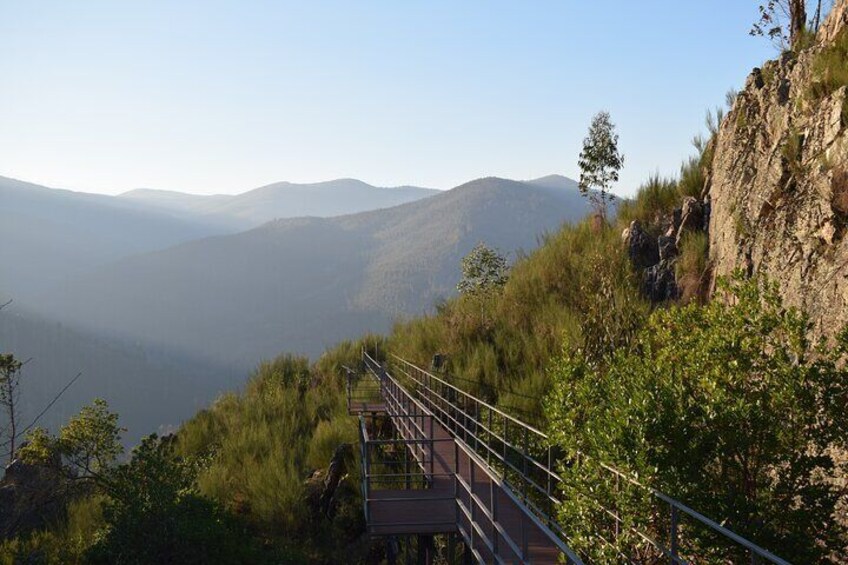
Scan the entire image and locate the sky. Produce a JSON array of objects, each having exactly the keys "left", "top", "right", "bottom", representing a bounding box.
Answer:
[{"left": 0, "top": 1, "right": 776, "bottom": 198}]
